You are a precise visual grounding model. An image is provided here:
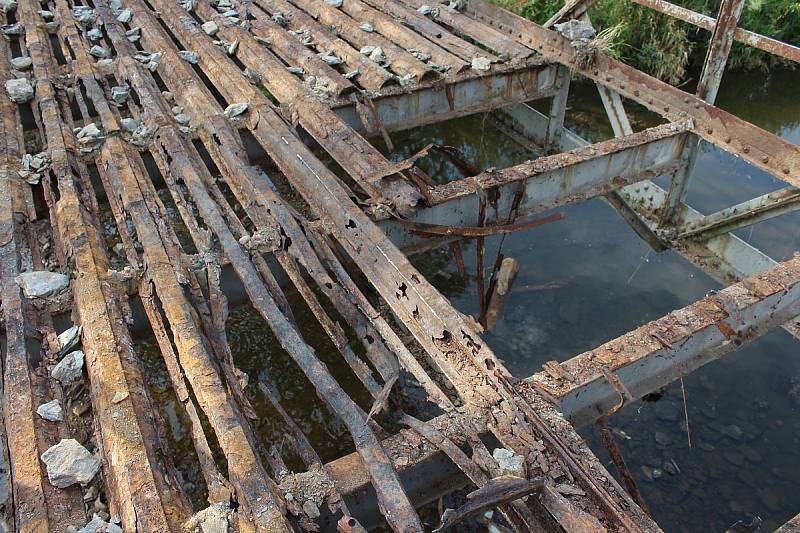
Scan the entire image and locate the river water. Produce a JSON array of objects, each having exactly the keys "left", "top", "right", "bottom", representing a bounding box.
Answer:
[{"left": 137, "top": 68, "right": 800, "bottom": 531}]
